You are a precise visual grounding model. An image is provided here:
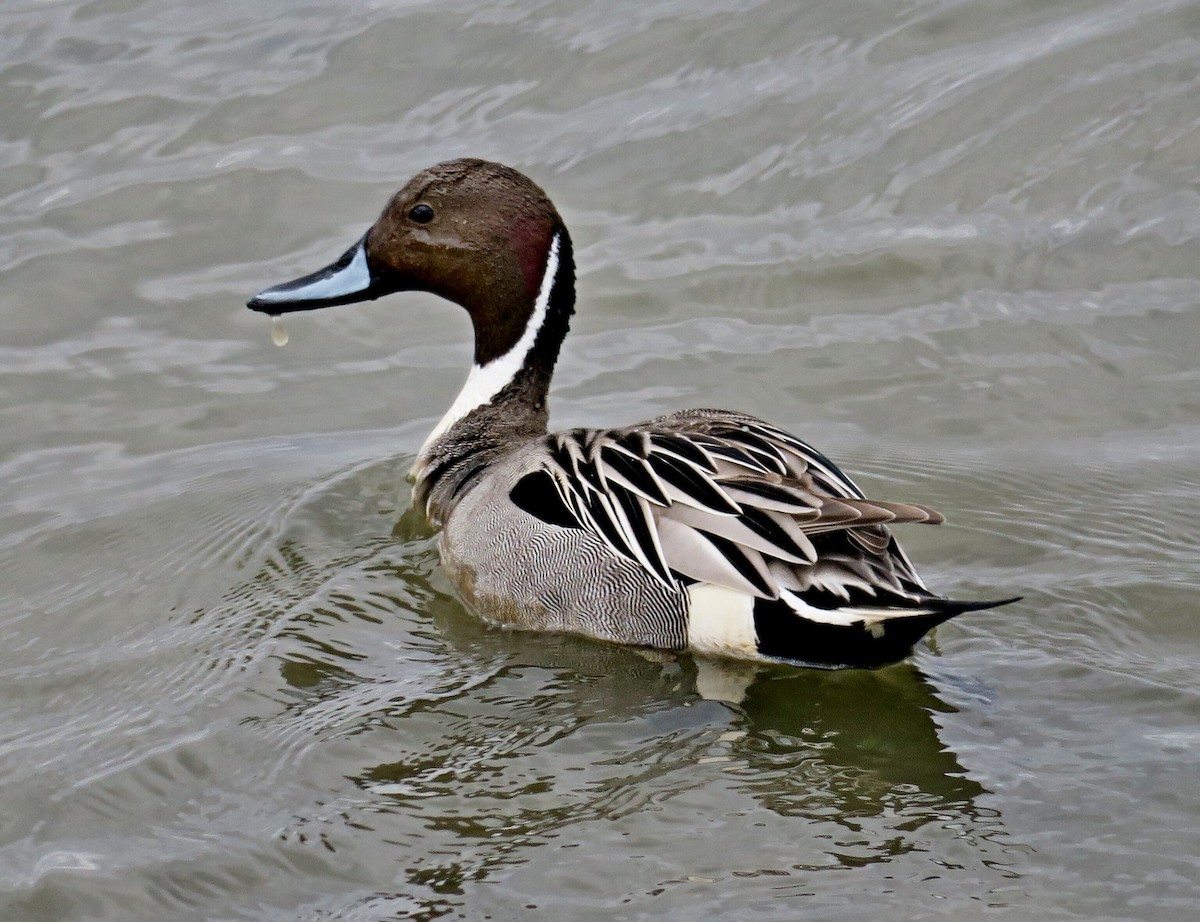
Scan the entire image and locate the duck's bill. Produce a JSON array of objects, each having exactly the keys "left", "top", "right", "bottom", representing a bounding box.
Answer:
[{"left": 247, "top": 235, "right": 391, "bottom": 313}]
